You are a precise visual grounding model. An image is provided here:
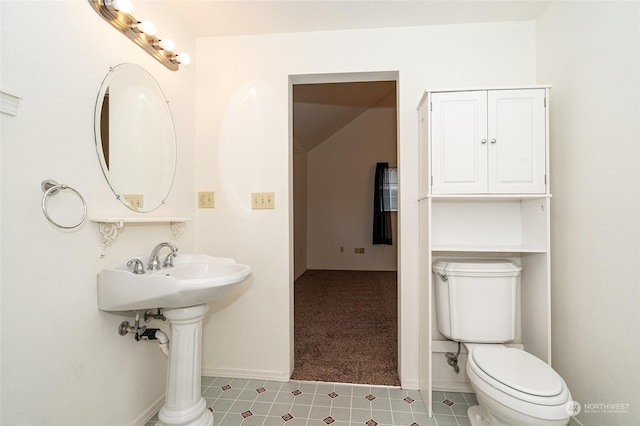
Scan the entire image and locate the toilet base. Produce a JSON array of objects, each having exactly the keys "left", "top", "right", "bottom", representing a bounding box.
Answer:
[
  {"left": 467, "top": 403, "right": 569, "bottom": 426},
  {"left": 468, "top": 405, "right": 509, "bottom": 426}
]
